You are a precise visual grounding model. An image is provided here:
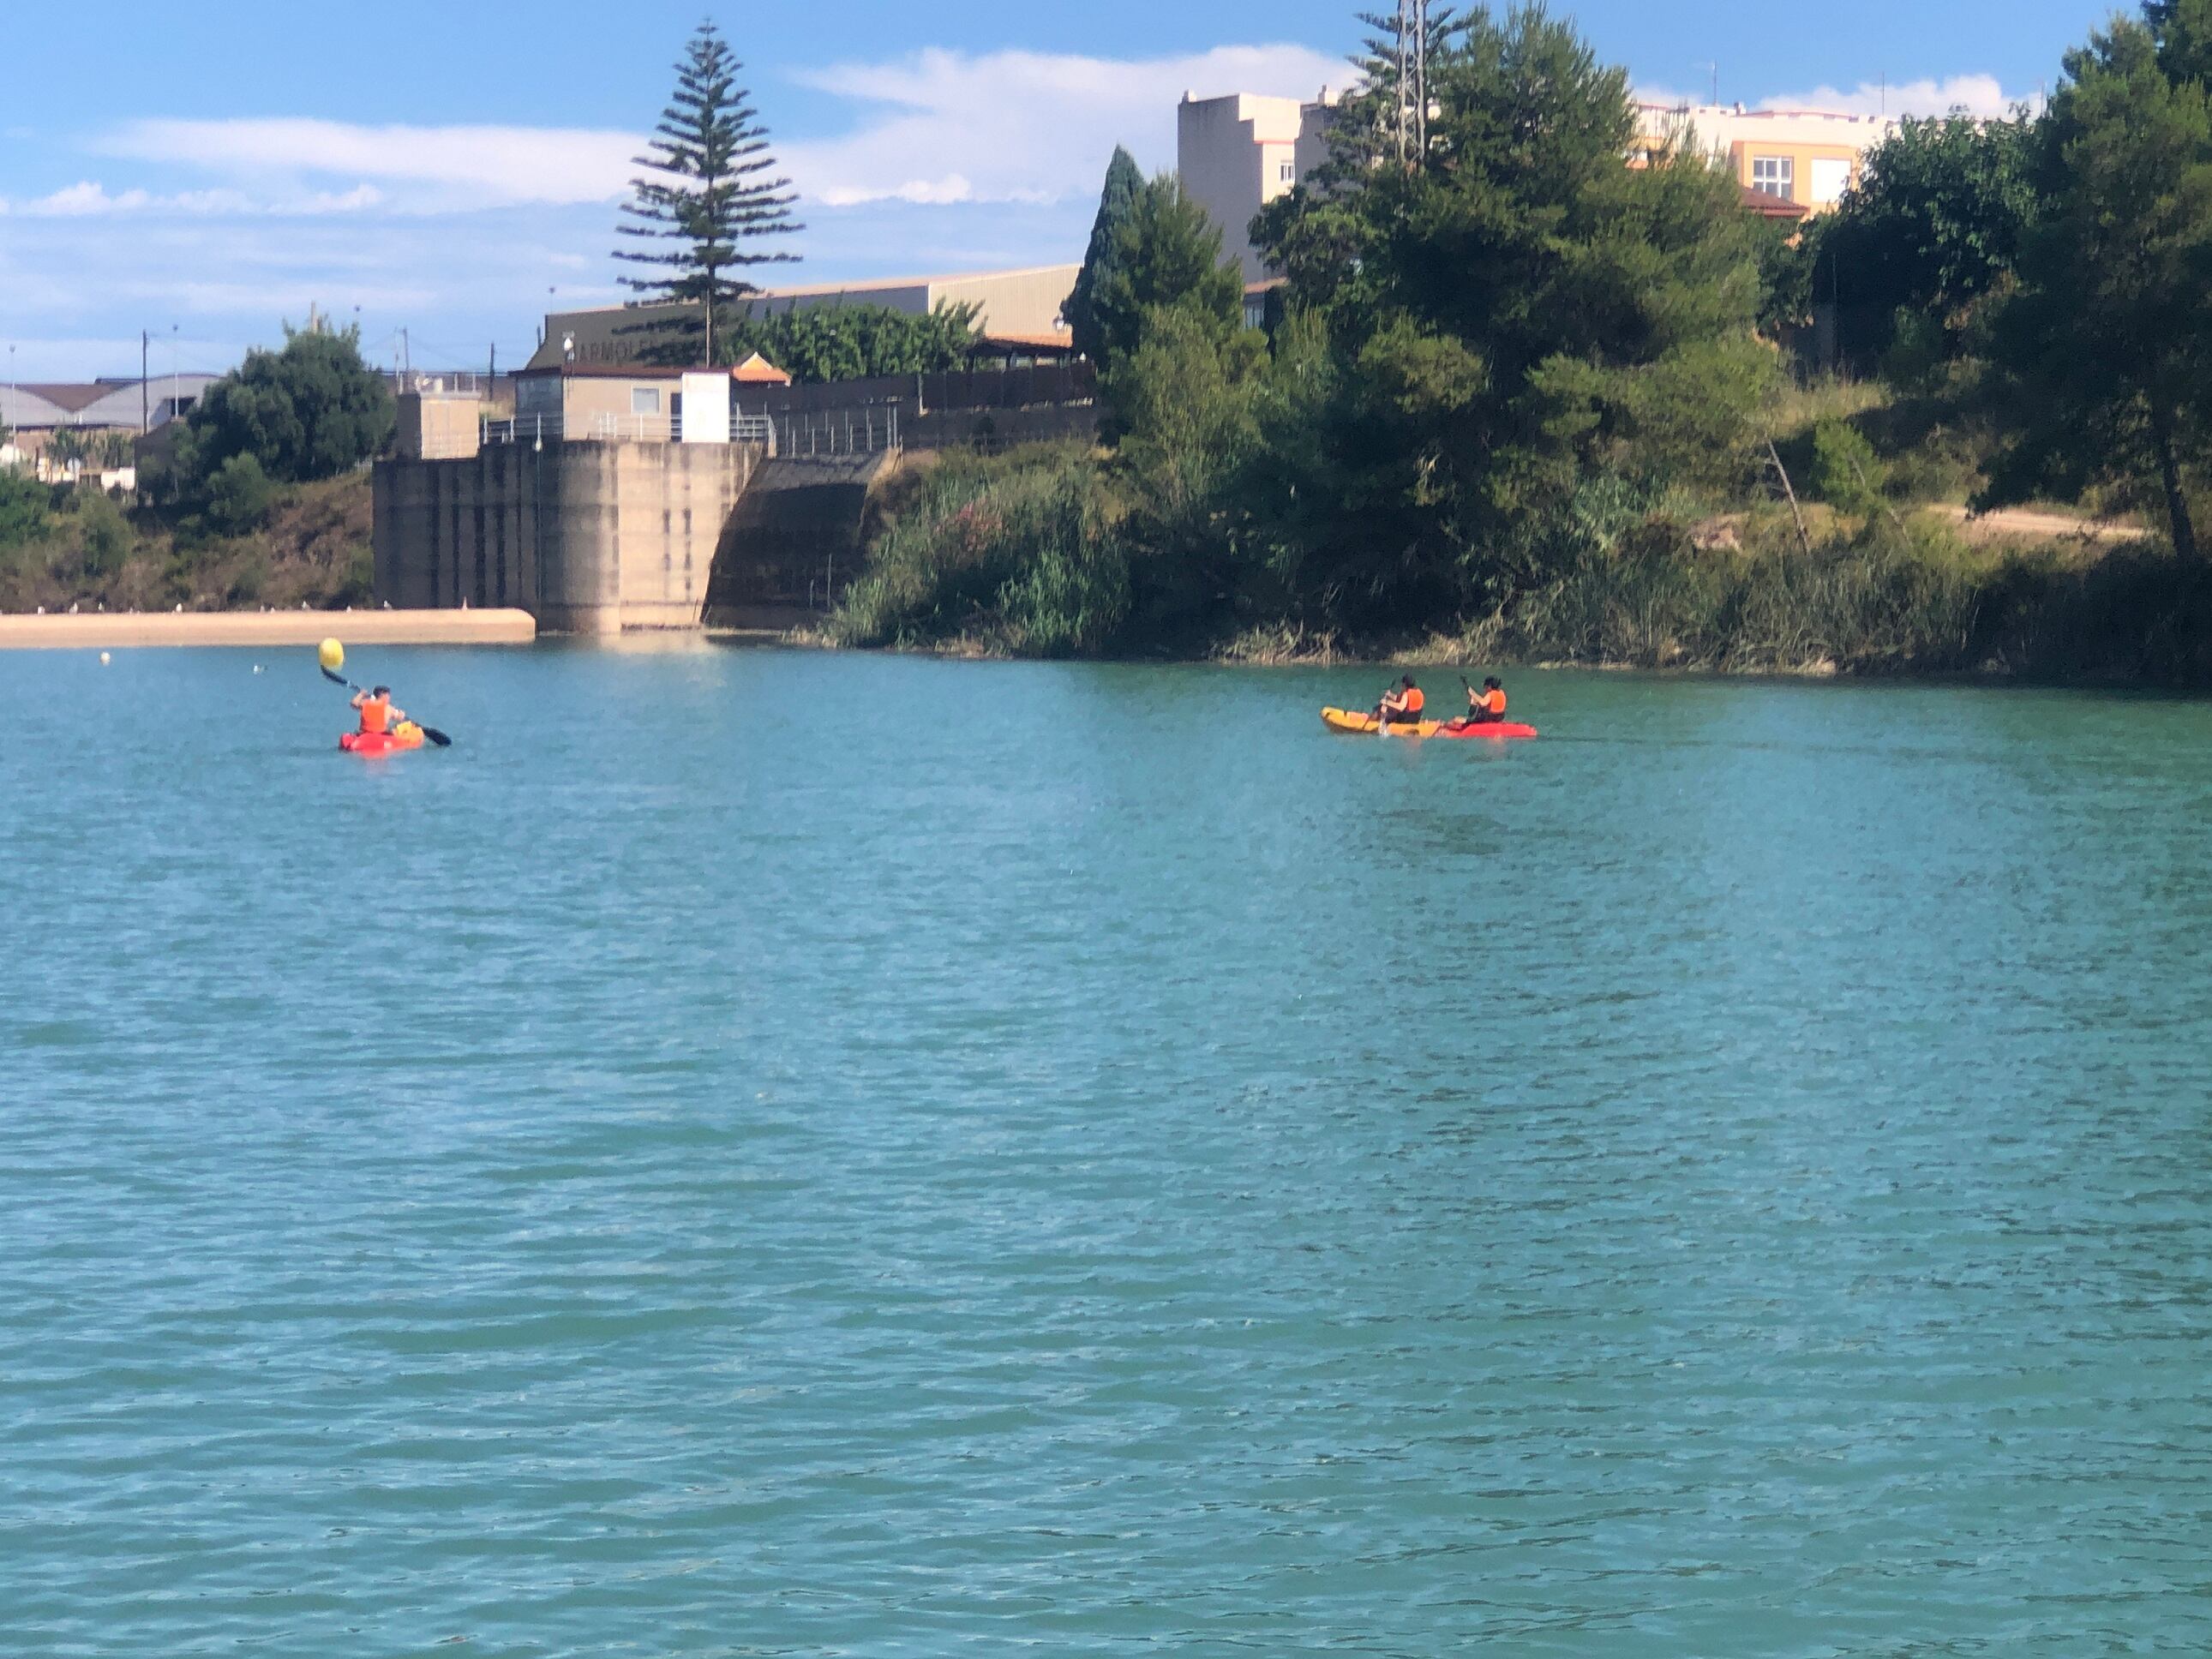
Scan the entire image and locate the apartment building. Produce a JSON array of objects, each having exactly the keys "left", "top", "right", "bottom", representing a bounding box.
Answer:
[
  {"left": 1176, "top": 91, "right": 1337, "bottom": 284},
  {"left": 1635, "top": 103, "right": 1898, "bottom": 213}
]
